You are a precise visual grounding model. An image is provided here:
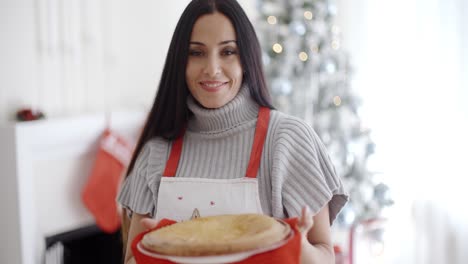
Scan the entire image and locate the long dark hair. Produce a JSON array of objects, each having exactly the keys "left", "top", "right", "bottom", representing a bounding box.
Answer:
[{"left": 122, "top": 0, "right": 274, "bottom": 247}]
